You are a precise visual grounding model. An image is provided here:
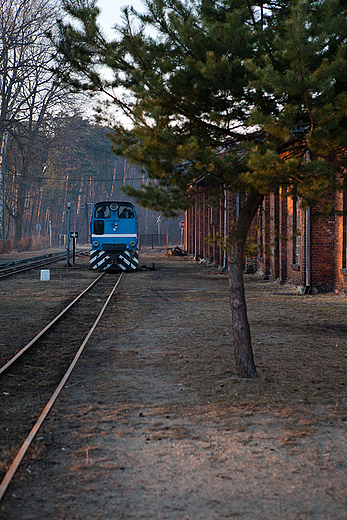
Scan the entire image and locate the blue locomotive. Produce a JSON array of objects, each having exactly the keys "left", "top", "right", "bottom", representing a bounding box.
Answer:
[{"left": 90, "top": 201, "right": 139, "bottom": 270}]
